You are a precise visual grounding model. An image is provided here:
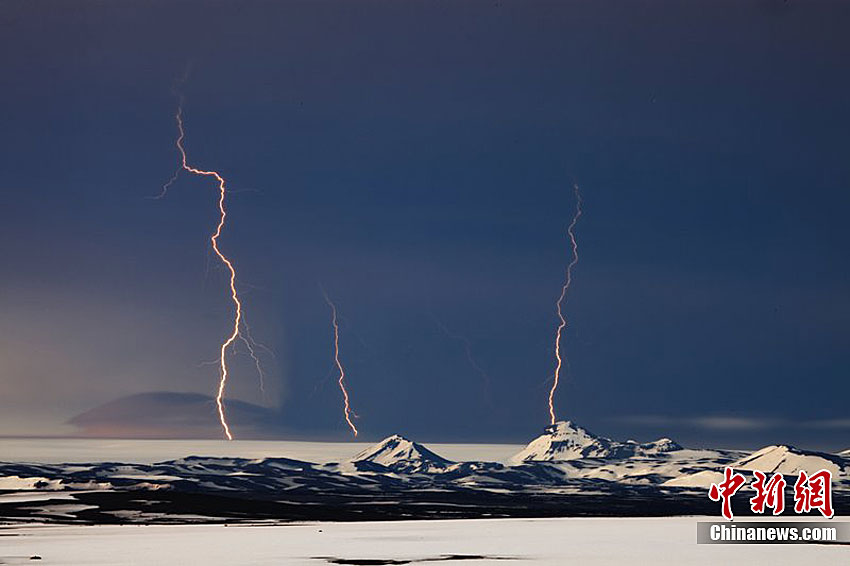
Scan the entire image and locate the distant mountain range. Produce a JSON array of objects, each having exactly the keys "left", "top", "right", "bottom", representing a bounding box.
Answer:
[{"left": 1, "top": 420, "right": 847, "bottom": 523}]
